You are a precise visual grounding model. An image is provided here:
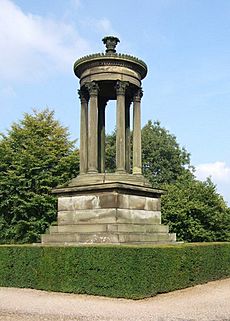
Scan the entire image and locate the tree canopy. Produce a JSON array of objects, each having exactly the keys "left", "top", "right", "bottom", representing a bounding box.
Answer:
[
  {"left": 161, "top": 174, "right": 230, "bottom": 242},
  {"left": 142, "top": 121, "right": 192, "bottom": 187},
  {"left": 0, "top": 109, "right": 79, "bottom": 243}
]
